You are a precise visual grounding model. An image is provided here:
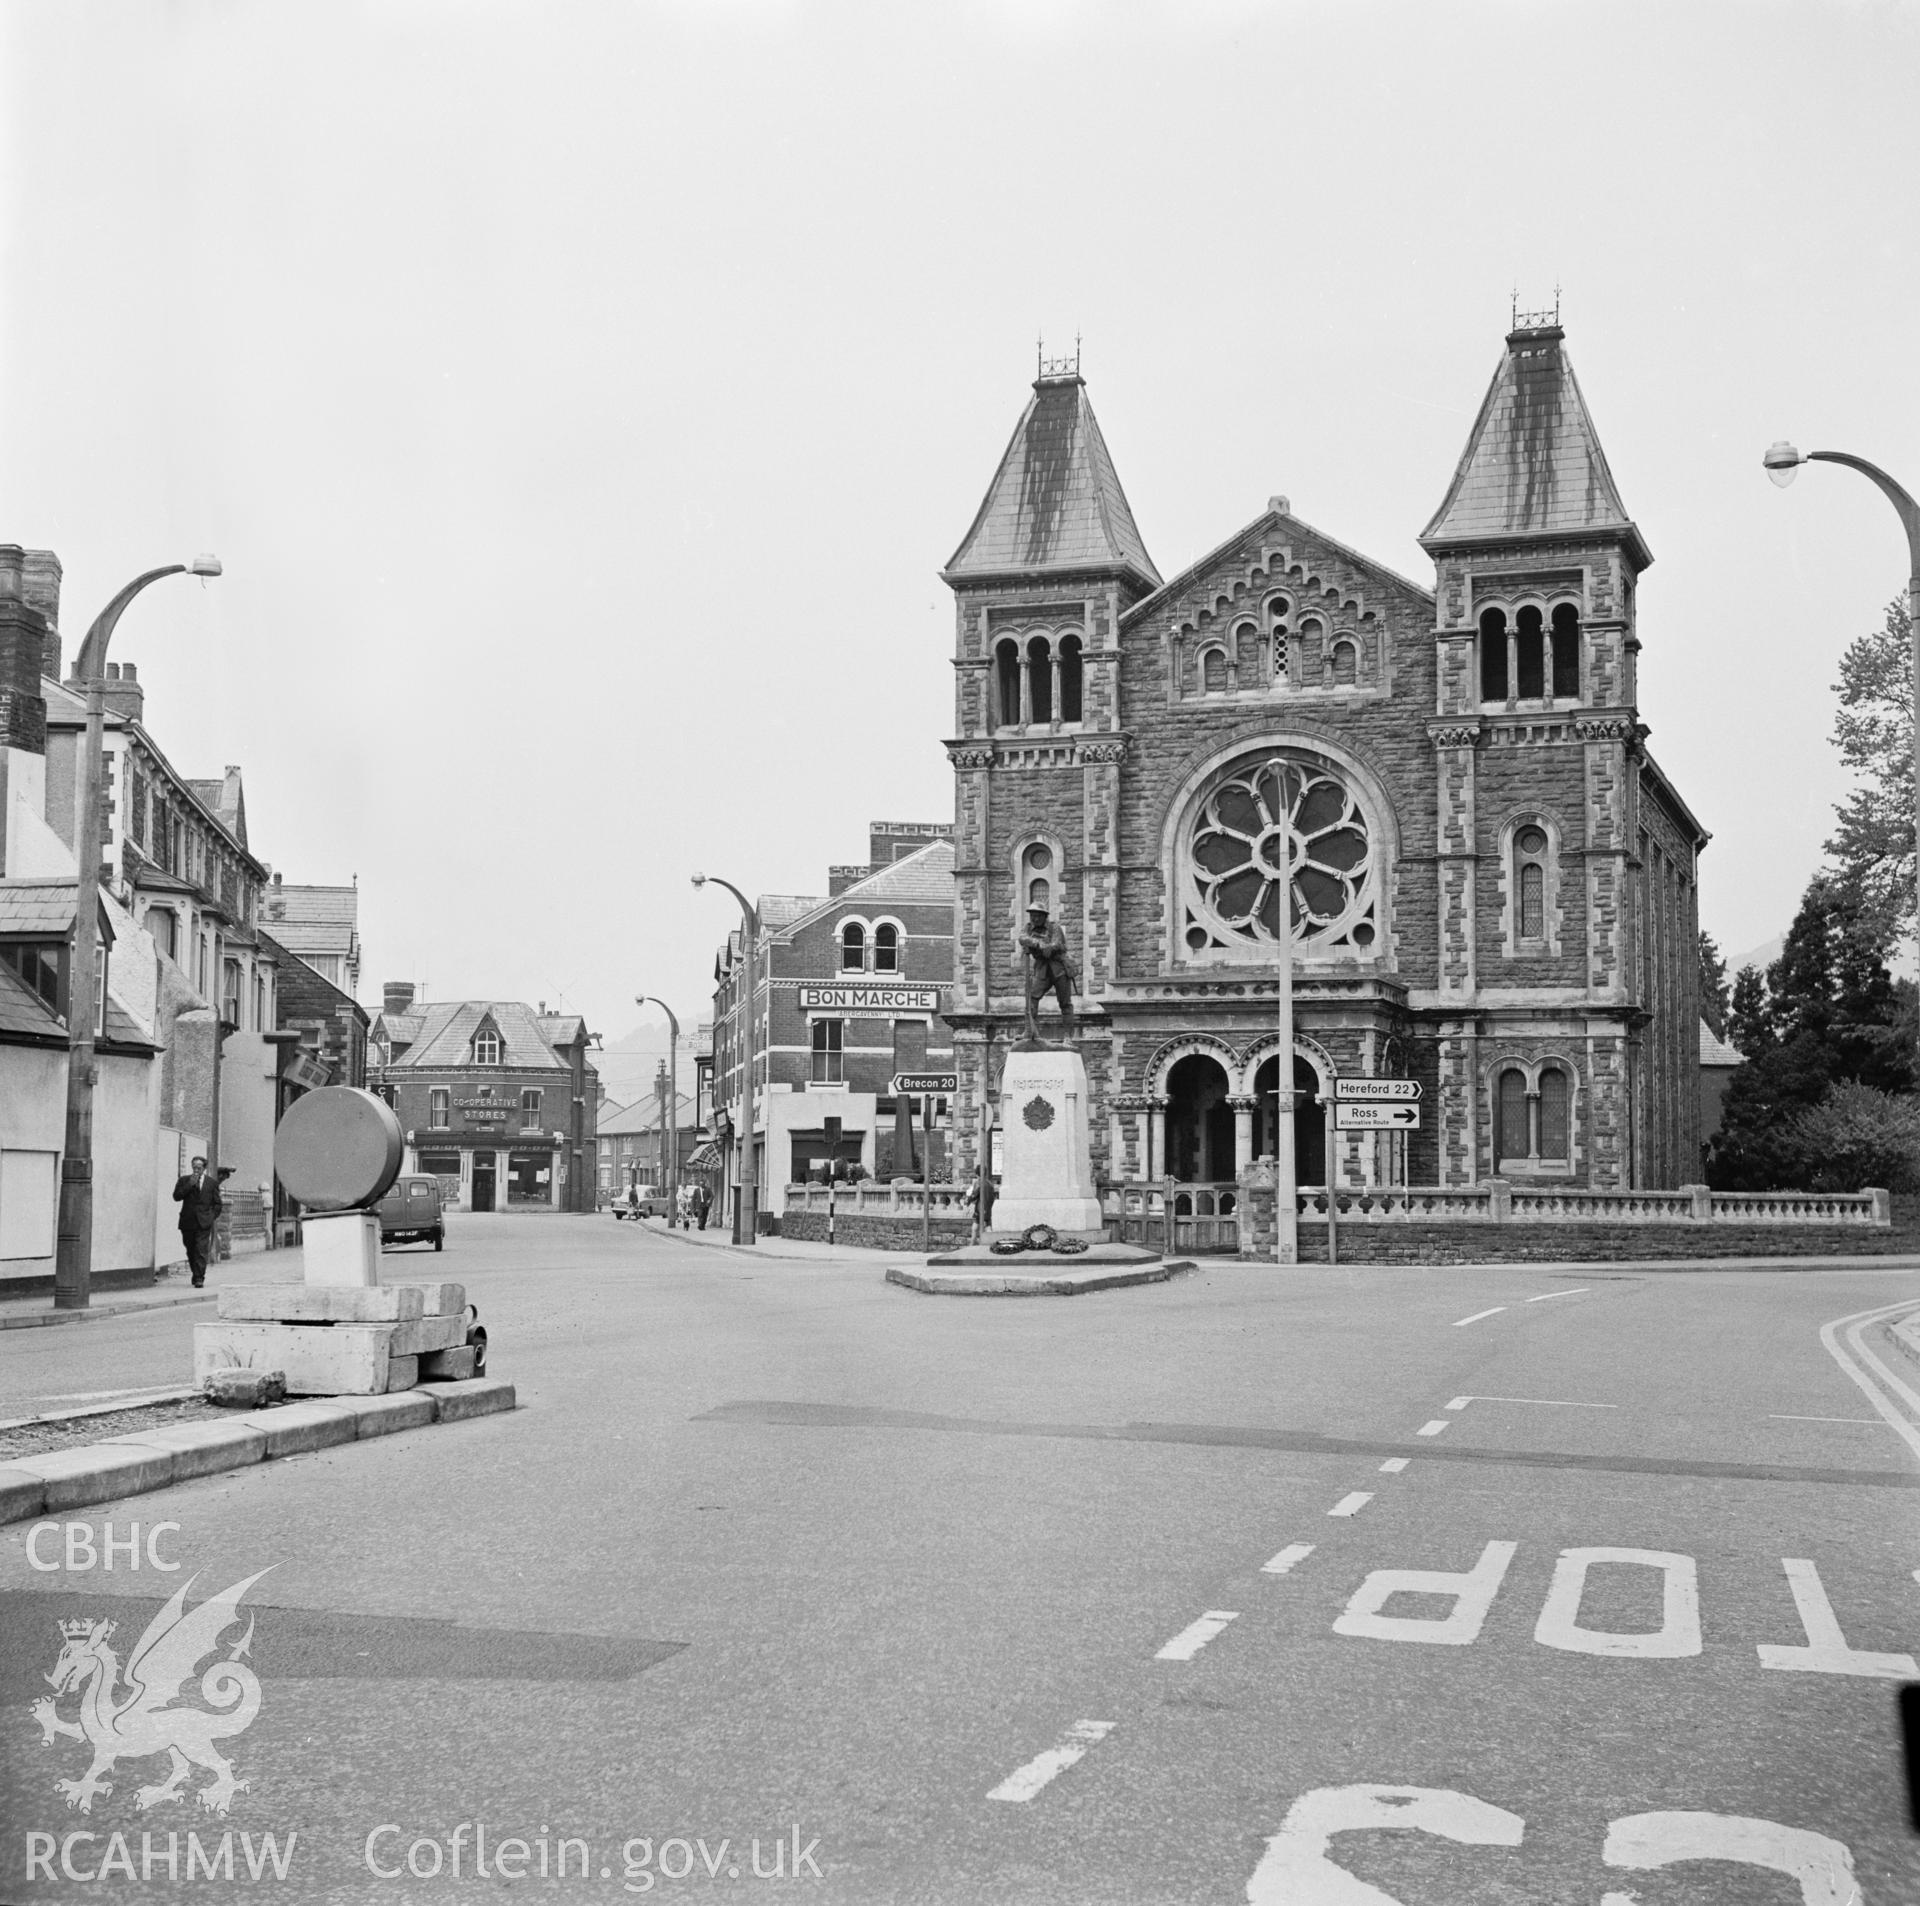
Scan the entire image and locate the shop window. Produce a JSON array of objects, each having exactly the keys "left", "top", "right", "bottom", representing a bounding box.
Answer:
[
  {"left": 418, "top": 1152, "right": 460, "bottom": 1177},
  {"left": 1059, "top": 634, "right": 1083, "bottom": 722},
  {"left": 995, "top": 639, "right": 1021, "bottom": 725},
  {"left": 873, "top": 923, "right": 899, "bottom": 973},
  {"left": 1480, "top": 608, "right": 1509, "bottom": 700},
  {"left": 839, "top": 922, "right": 866, "bottom": 972},
  {"left": 521, "top": 1088, "right": 542, "bottom": 1130},
  {"left": 811, "top": 1018, "right": 844, "bottom": 1084},
  {"left": 1539, "top": 1069, "right": 1571, "bottom": 1160},
  {"left": 1551, "top": 603, "right": 1581, "bottom": 698},
  {"left": 430, "top": 1088, "right": 450, "bottom": 1130}
]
